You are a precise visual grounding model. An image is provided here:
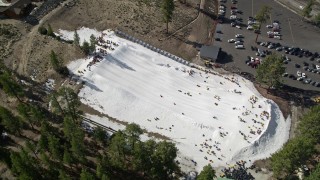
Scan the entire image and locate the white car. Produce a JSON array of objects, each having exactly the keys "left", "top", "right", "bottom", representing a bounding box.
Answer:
[
  {"left": 235, "top": 44, "right": 245, "bottom": 49},
  {"left": 297, "top": 71, "right": 302, "bottom": 77},
  {"left": 234, "top": 41, "right": 243, "bottom": 45},
  {"left": 274, "top": 35, "right": 281, "bottom": 40},
  {"left": 267, "top": 45, "right": 274, "bottom": 49},
  {"left": 266, "top": 25, "right": 273, "bottom": 28},
  {"left": 297, "top": 77, "right": 305, "bottom": 81},
  {"left": 274, "top": 32, "right": 280, "bottom": 35},
  {"left": 230, "top": 15, "right": 237, "bottom": 20},
  {"left": 236, "top": 25, "right": 241, "bottom": 29},
  {"left": 248, "top": 21, "right": 255, "bottom": 25},
  {"left": 235, "top": 34, "right": 244, "bottom": 38},
  {"left": 302, "top": 73, "right": 307, "bottom": 78},
  {"left": 228, "top": 39, "right": 235, "bottom": 43},
  {"left": 267, "top": 31, "right": 274, "bottom": 35},
  {"left": 247, "top": 25, "right": 253, "bottom": 30},
  {"left": 316, "top": 65, "right": 320, "bottom": 70}
]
